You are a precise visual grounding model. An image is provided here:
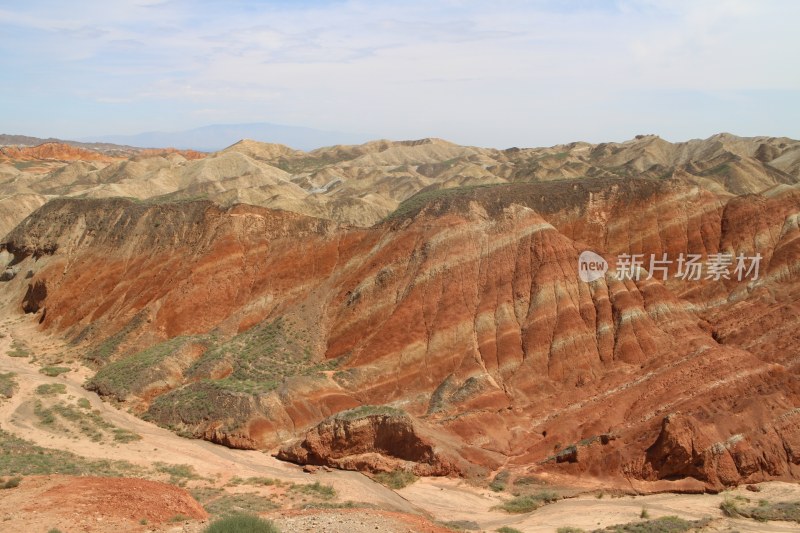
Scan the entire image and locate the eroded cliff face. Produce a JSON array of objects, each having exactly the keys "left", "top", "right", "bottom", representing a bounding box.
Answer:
[{"left": 2, "top": 176, "right": 799, "bottom": 491}]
